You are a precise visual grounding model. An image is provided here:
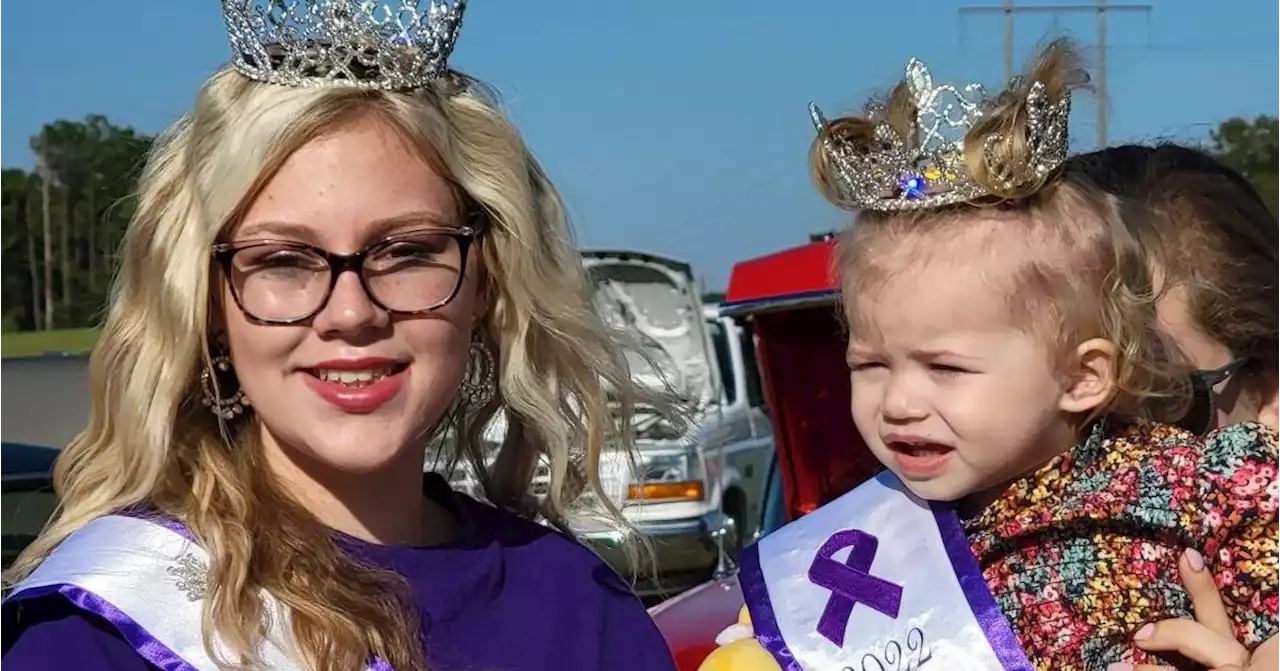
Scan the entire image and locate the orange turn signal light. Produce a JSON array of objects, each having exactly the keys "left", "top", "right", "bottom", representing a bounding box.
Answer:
[{"left": 627, "top": 480, "right": 705, "bottom": 502}]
